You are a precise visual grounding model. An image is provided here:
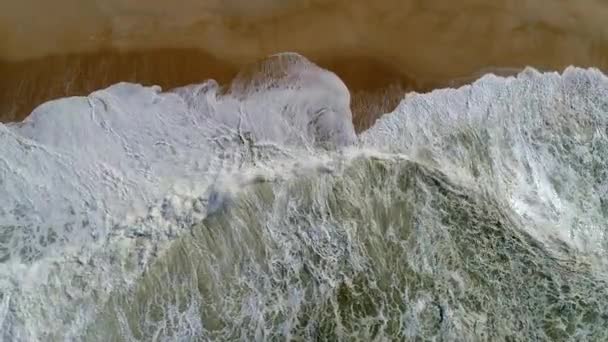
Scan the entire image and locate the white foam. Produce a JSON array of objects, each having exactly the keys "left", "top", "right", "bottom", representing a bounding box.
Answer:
[
  {"left": 362, "top": 66, "right": 608, "bottom": 253},
  {"left": 0, "top": 54, "right": 356, "bottom": 340},
  {"left": 2, "top": 57, "right": 608, "bottom": 340},
  {"left": 1, "top": 53, "right": 356, "bottom": 257}
]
